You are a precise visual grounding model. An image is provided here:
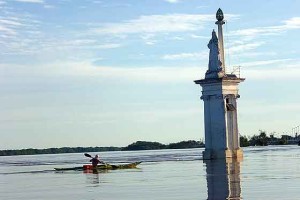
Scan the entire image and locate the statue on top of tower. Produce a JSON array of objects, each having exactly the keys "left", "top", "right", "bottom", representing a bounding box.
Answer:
[{"left": 206, "top": 30, "right": 222, "bottom": 78}]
